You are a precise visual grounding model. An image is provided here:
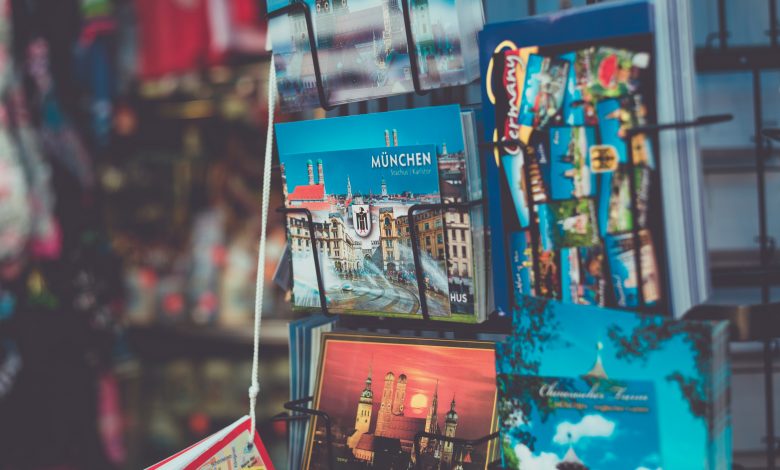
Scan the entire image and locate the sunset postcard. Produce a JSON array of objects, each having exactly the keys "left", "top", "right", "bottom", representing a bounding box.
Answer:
[{"left": 304, "top": 333, "right": 498, "bottom": 469}]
